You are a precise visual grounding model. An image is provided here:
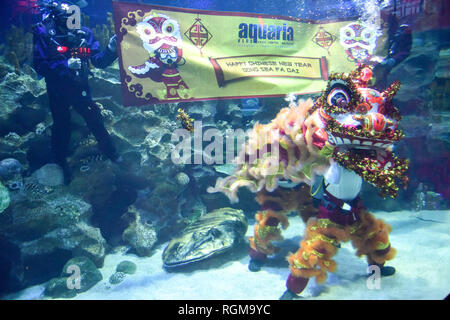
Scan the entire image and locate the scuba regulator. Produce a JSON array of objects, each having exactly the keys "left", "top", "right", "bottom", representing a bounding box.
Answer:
[{"left": 35, "top": 0, "right": 92, "bottom": 83}]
